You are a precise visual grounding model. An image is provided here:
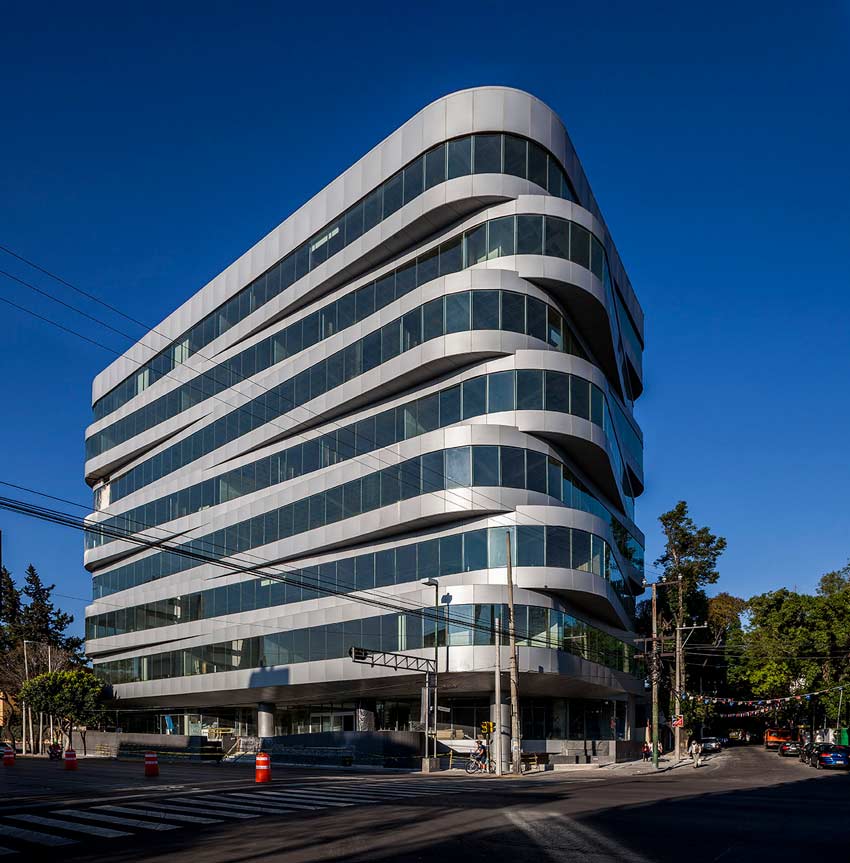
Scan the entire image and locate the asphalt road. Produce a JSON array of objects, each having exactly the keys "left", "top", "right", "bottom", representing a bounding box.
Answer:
[{"left": 0, "top": 746, "right": 845, "bottom": 862}]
